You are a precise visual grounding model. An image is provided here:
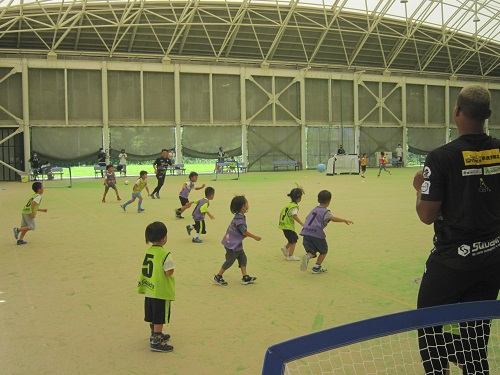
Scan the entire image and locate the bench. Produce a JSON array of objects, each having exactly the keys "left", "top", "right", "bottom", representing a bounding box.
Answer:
[
  {"left": 238, "top": 162, "right": 247, "bottom": 173},
  {"left": 94, "top": 165, "right": 106, "bottom": 178},
  {"left": 41, "top": 166, "right": 64, "bottom": 180},
  {"left": 389, "top": 158, "right": 402, "bottom": 168},
  {"left": 168, "top": 164, "right": 186, "bottom": 175},
  {"left": 273, "top": 160, "right": 300, "bottom": 171}
]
